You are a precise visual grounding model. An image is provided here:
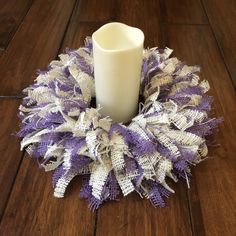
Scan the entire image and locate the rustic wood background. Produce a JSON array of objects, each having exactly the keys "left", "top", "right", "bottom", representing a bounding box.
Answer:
[{"left": 0, "top": 0, "right": 235, "bottom": 235}]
